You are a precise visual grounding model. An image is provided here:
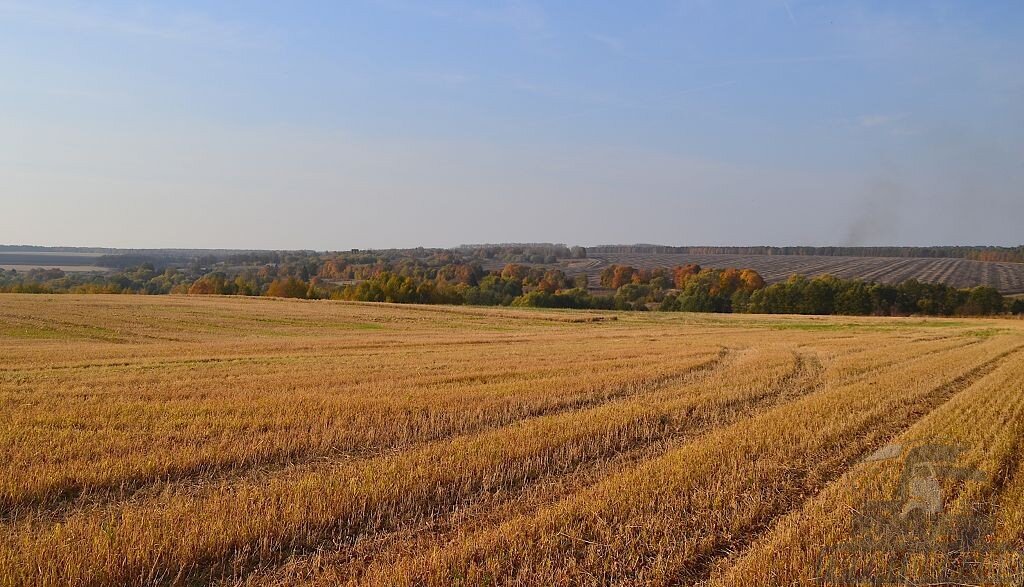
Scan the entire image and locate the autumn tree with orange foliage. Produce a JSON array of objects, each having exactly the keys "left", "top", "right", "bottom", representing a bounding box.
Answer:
[
  {"left": 188, "top": 273, "right": 230, "bottom": 295},
  {"left": 536, "top": 269, "right": 569, "bottom": 294},
  {"left": 672, "top": 264, "right": 701, "bottom": 288},
  {"left": 500, "top": 263, "right": 530, "bottom": 283},
  {"left": 265, "top": 277, "right": 309, "bottom": 299},
  {"left": 436, "top": 264, "right": 483, "bottom": 287},
  {"left": 739, "top": 268, "right": 766, "bottom": 291},
  {"left": 600, "top": 265, "right": 637, "bottom": 289}
]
